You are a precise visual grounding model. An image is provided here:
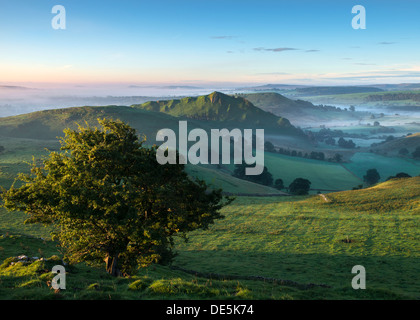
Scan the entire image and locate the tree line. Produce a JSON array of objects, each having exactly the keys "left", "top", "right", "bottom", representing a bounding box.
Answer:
[
  {"left": 264, "top": 141, "right": 343, "bottom": 163},
  {"left": 232, "top": 163, "right": 312, "bottom": 195}
]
